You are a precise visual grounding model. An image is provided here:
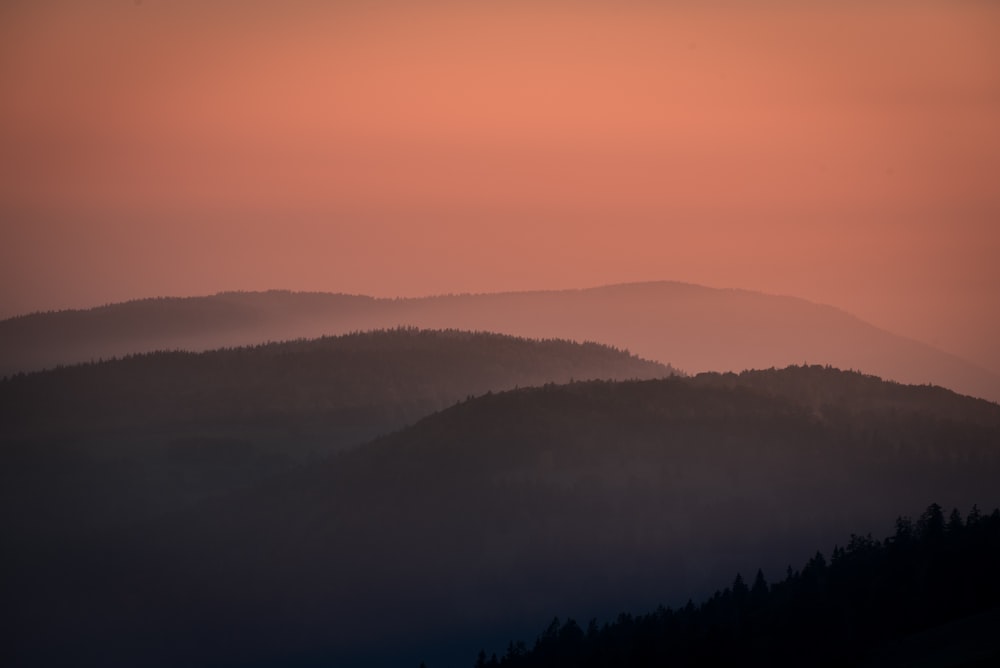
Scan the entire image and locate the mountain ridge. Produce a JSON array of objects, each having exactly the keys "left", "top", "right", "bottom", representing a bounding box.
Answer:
[
  {"left": 1, "top": 328, "right": 671, "bottom": 547},
  {"left": 3, "top": 282, "right": 997, "bottom": 403}
]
